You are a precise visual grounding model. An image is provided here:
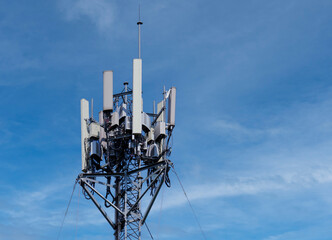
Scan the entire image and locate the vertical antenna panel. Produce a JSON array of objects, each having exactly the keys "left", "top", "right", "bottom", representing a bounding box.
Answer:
[
  {"left": 132, "top": 59, "right": 142, "bottom": 134},
  {"left": 168, "top": 87, "right": 176, "bottom": 126},
  {"left": 103, "top": 71, "right": 113, "bottom": 111},
  {"left": 111, "top": 111, "right": 119, "bottom": 129},
  {"left": 157, "top": 100, "right": 165, "bottom": 122},
  {"left": 81, "top": 99, "right": 89, "bottom": 172},
  {"left": 99, "top": 111, "right": 107, "bottom": 149}
]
